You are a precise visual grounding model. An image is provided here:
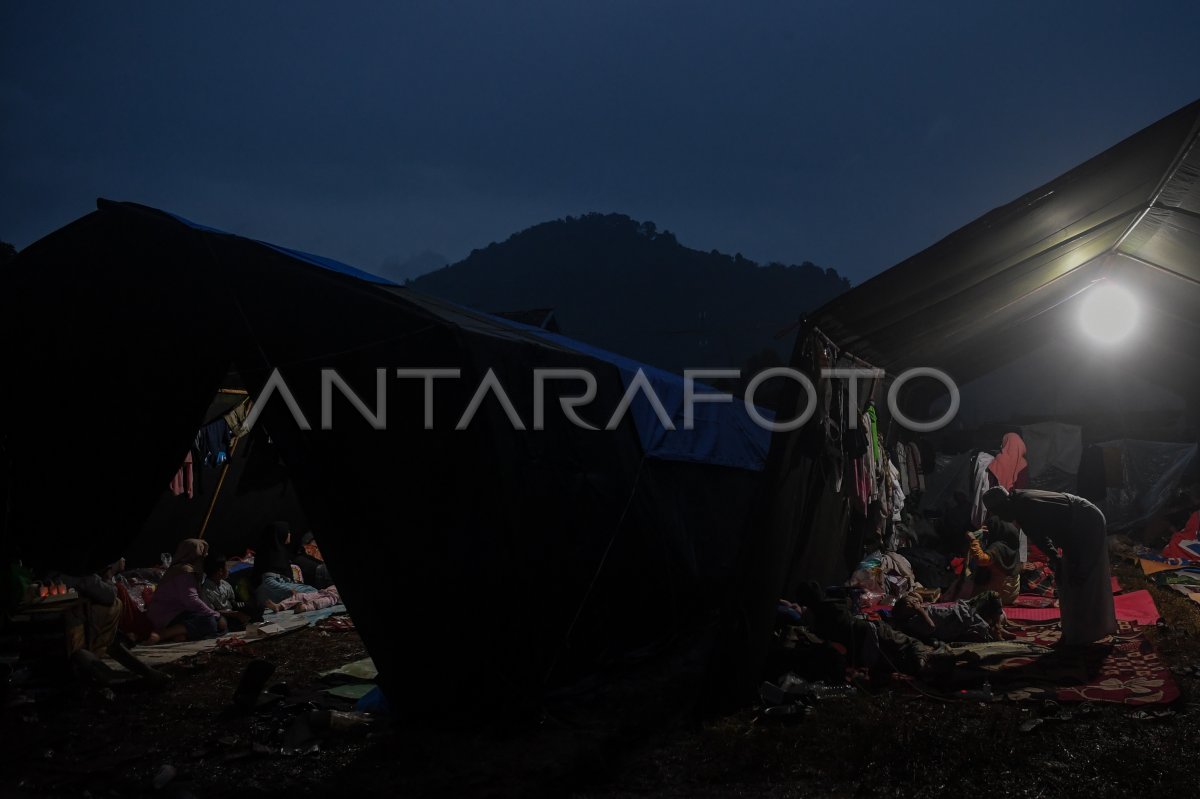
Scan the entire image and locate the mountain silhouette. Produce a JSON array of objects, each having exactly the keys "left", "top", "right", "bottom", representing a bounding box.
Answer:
[
  {"left": 378, "top": 250, "right": 448, "bottom": 282},
  {"left": 410, "top": 213, "right": 850, "bottom": 375}
]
